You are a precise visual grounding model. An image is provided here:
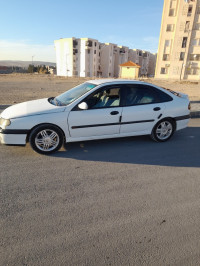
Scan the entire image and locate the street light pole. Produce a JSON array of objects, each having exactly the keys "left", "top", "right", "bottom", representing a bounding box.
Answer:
[{"left": 32, "top": 55, "right": 35, "bottom": 66}]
